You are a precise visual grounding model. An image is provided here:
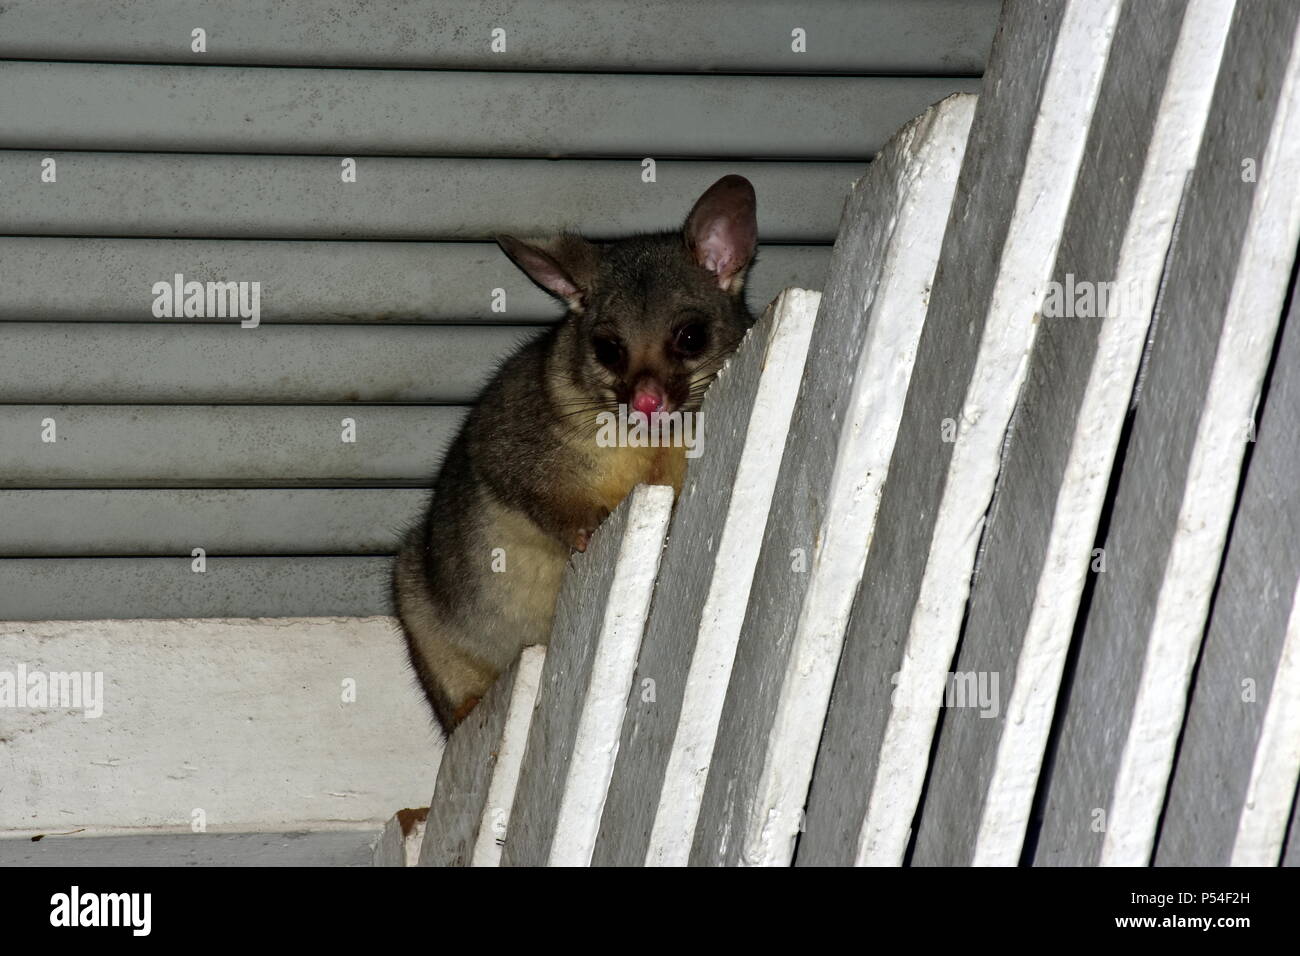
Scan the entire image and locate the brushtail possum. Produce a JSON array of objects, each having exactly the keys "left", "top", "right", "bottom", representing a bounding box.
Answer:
[{"left": 393, "top": 175, "right": 759, "bottom": 733}]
